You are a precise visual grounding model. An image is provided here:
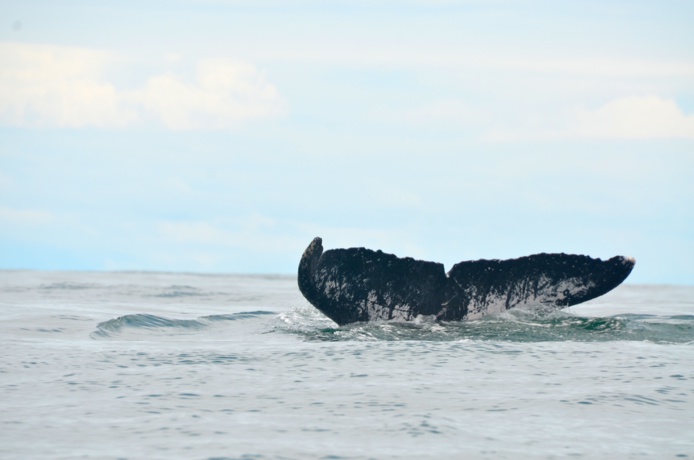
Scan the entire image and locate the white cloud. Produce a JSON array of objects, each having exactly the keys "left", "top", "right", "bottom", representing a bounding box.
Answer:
[
  {"left": 465, "top": 56, "right": 694, "bottom": 78},
  {"left": 0, "top": 206, "right": 54, "bottom": 225},
  {"left": 0, "top": 42, "right": 137, "bottom": 128},
  {"left": 484, "top": 95, "right": 694, "bottom": 142},
  {"left": 571, "top": 95, "right": 694, "bottom": 140},
  {"left": 130, "top": 58, "right": 284, "bottom": 130},
  {"left": 0, "top": 42, "right": 284, "bottom": 129},
  {"left": 256, "top": 38, "right": 694, "bottom": 79}
]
